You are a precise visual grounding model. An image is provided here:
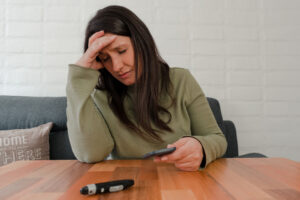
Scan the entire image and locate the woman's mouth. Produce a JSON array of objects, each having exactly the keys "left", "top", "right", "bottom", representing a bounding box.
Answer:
[{"left": 119, "top": 71, "right": 132, "bottom": 79}]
